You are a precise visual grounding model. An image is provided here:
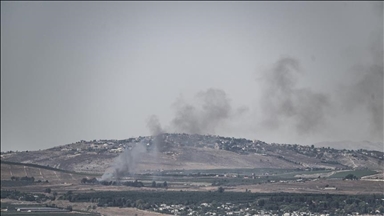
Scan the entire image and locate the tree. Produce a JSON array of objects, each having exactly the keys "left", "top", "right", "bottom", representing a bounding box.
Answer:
[
  {"left": 163, "top": 181, "right": 168, "bottom": 188},
  {"left": 379, "top": 206, "right": 384, "bottom": 214},
  {"left": 217, "top": 187, "right": 225, "bottom": 193},
  {"left": 45, "top": 188, "right": 51, "bottom": 193},
  {"left": 258, "top": 199, "right": 265, "bottom": 207},
  {"left": 343, "top": 174, "right": 358, "bottom": 180},
  {"left": 66, "top": 205, "right": 73, "bottom": 211},
  {"left": 152, "top": 181, "right": 156, "bottom": 188}
]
